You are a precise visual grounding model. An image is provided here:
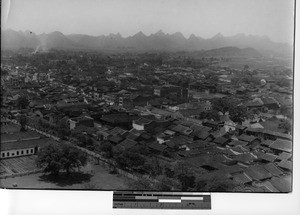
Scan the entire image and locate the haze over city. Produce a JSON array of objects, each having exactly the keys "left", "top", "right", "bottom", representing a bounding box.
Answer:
[{"left": 2, "top": 0, "right": 294, "bottom": 44}]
